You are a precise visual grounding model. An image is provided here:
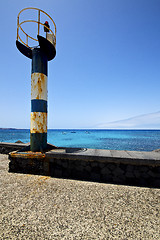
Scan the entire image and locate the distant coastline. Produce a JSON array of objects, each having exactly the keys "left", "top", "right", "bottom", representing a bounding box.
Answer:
[
  {"left": 1, "top": 128, "right": 160, "bottom": 130},
  {"left": 0, "top": 128, "right": 29, "bottom": 130},
  {"left": 0, "top": 128, "right": 17, "bottom": 130}
]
